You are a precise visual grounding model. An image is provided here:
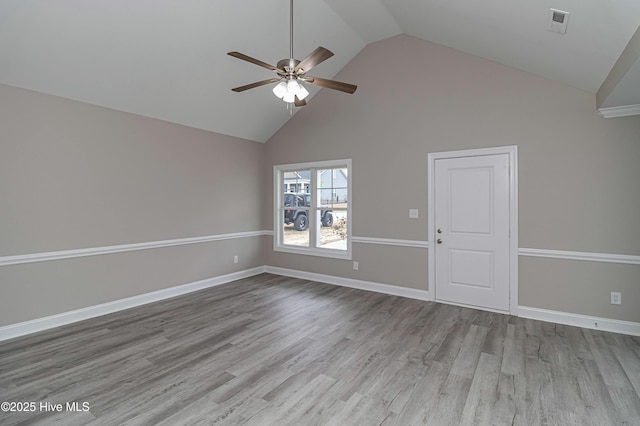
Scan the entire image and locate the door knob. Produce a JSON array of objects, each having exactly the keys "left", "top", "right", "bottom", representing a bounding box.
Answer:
[{"left": 437, "top": 239, "right": 443, "bottom": 244}]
